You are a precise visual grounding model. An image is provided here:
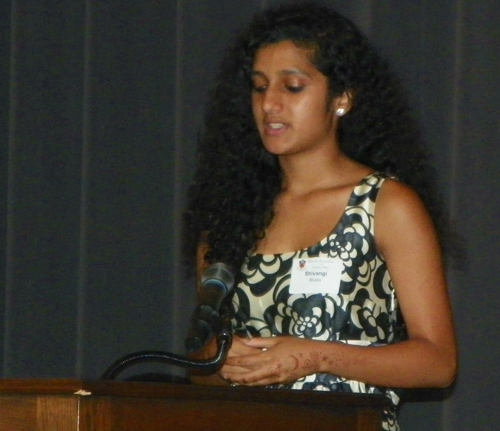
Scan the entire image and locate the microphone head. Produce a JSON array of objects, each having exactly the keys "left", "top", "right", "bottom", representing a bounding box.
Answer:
[
  {"left": 185, "top": 263, "right": 235, "bottom": 354},
  {"left": 201, "top": 262, "right": 234, "bottom": 295}
]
